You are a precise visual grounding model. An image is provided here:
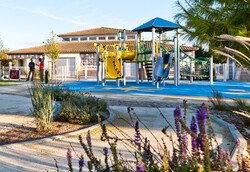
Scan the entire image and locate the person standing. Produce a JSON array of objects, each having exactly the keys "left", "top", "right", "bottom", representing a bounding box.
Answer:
[
  {"left": 26, "top": 58, "right": 35, "bottom": 81},
  {"left": 39, "top": 58, "right": 44, "bottom": 82}
]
